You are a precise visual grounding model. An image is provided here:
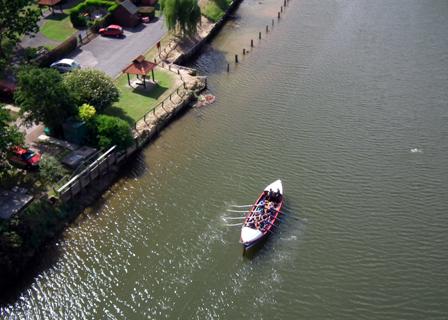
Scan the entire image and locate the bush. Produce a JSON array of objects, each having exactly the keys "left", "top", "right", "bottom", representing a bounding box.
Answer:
[
  {"left": 38, "top": 155, "right": 67, "bottom": 184},
  {"left": 95, "top": 115, "right": 133, "bottom": 150},
  {"left": 63, "top": 69, "right": 119, "bottom": 111},
  {"left": 78, "top": 103, "right": 96, "bottom": 122}
]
